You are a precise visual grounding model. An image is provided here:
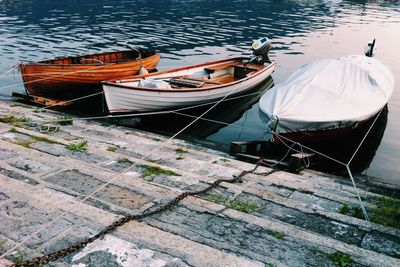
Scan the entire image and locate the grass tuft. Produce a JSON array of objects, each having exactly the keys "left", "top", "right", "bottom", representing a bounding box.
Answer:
[
  {"left": 370, "top": 197, "right": 400, "bottom": 228},
  {"left": 106, "top": 146, "right": 117, "bottom": 152},
  {"left": 9, "top": 127, "right": 17, "bottom": 133},
  {"left": 30, "top": 135, "right": 59, "bottom": 144},
  {"left": 329, "top": 252, "right": 352, "bottom": 267},
  {"left": 175, "top": 148, "right": 188, "bottom": 154},
  {"left": 338, "top": 204, "right": 364, "bottom": 219},
  {"left": 13, "top": 141, "right": 33, "bottom": 148},
  {"left": 0, "top": 114, "right": 31, "bottom": 126},
  {"left": 202, "top": 194, "right": 261, "bottom": 214},
  {"left": 67, "top": 140, "right": 88, "bottom": 152},
  {"left": 14, "top": 249, "right": 28, "bottom": 264},
  {"left": 117, "top": 158, "right": 132, "bottom": 164},
  {"left": 338, "top": 203, "right": 351, "bottom": 215},
  {"left": 202, "top": 194, "right": 230, "bottom": 205},
  {"left": 56, "top": 115, "right": 73, "bottom": 125},
  {"left": 228, "top": 199, "right": 261, "bottom": 213},
  {"left": 271, "top": 232, "right": 285, "bottom": 239},
  {"left": 339, "top": 197, "right": 400, "bottom": 228},
  {"left": 140, "top": 165, "right": 177, "bottom": 178}
]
